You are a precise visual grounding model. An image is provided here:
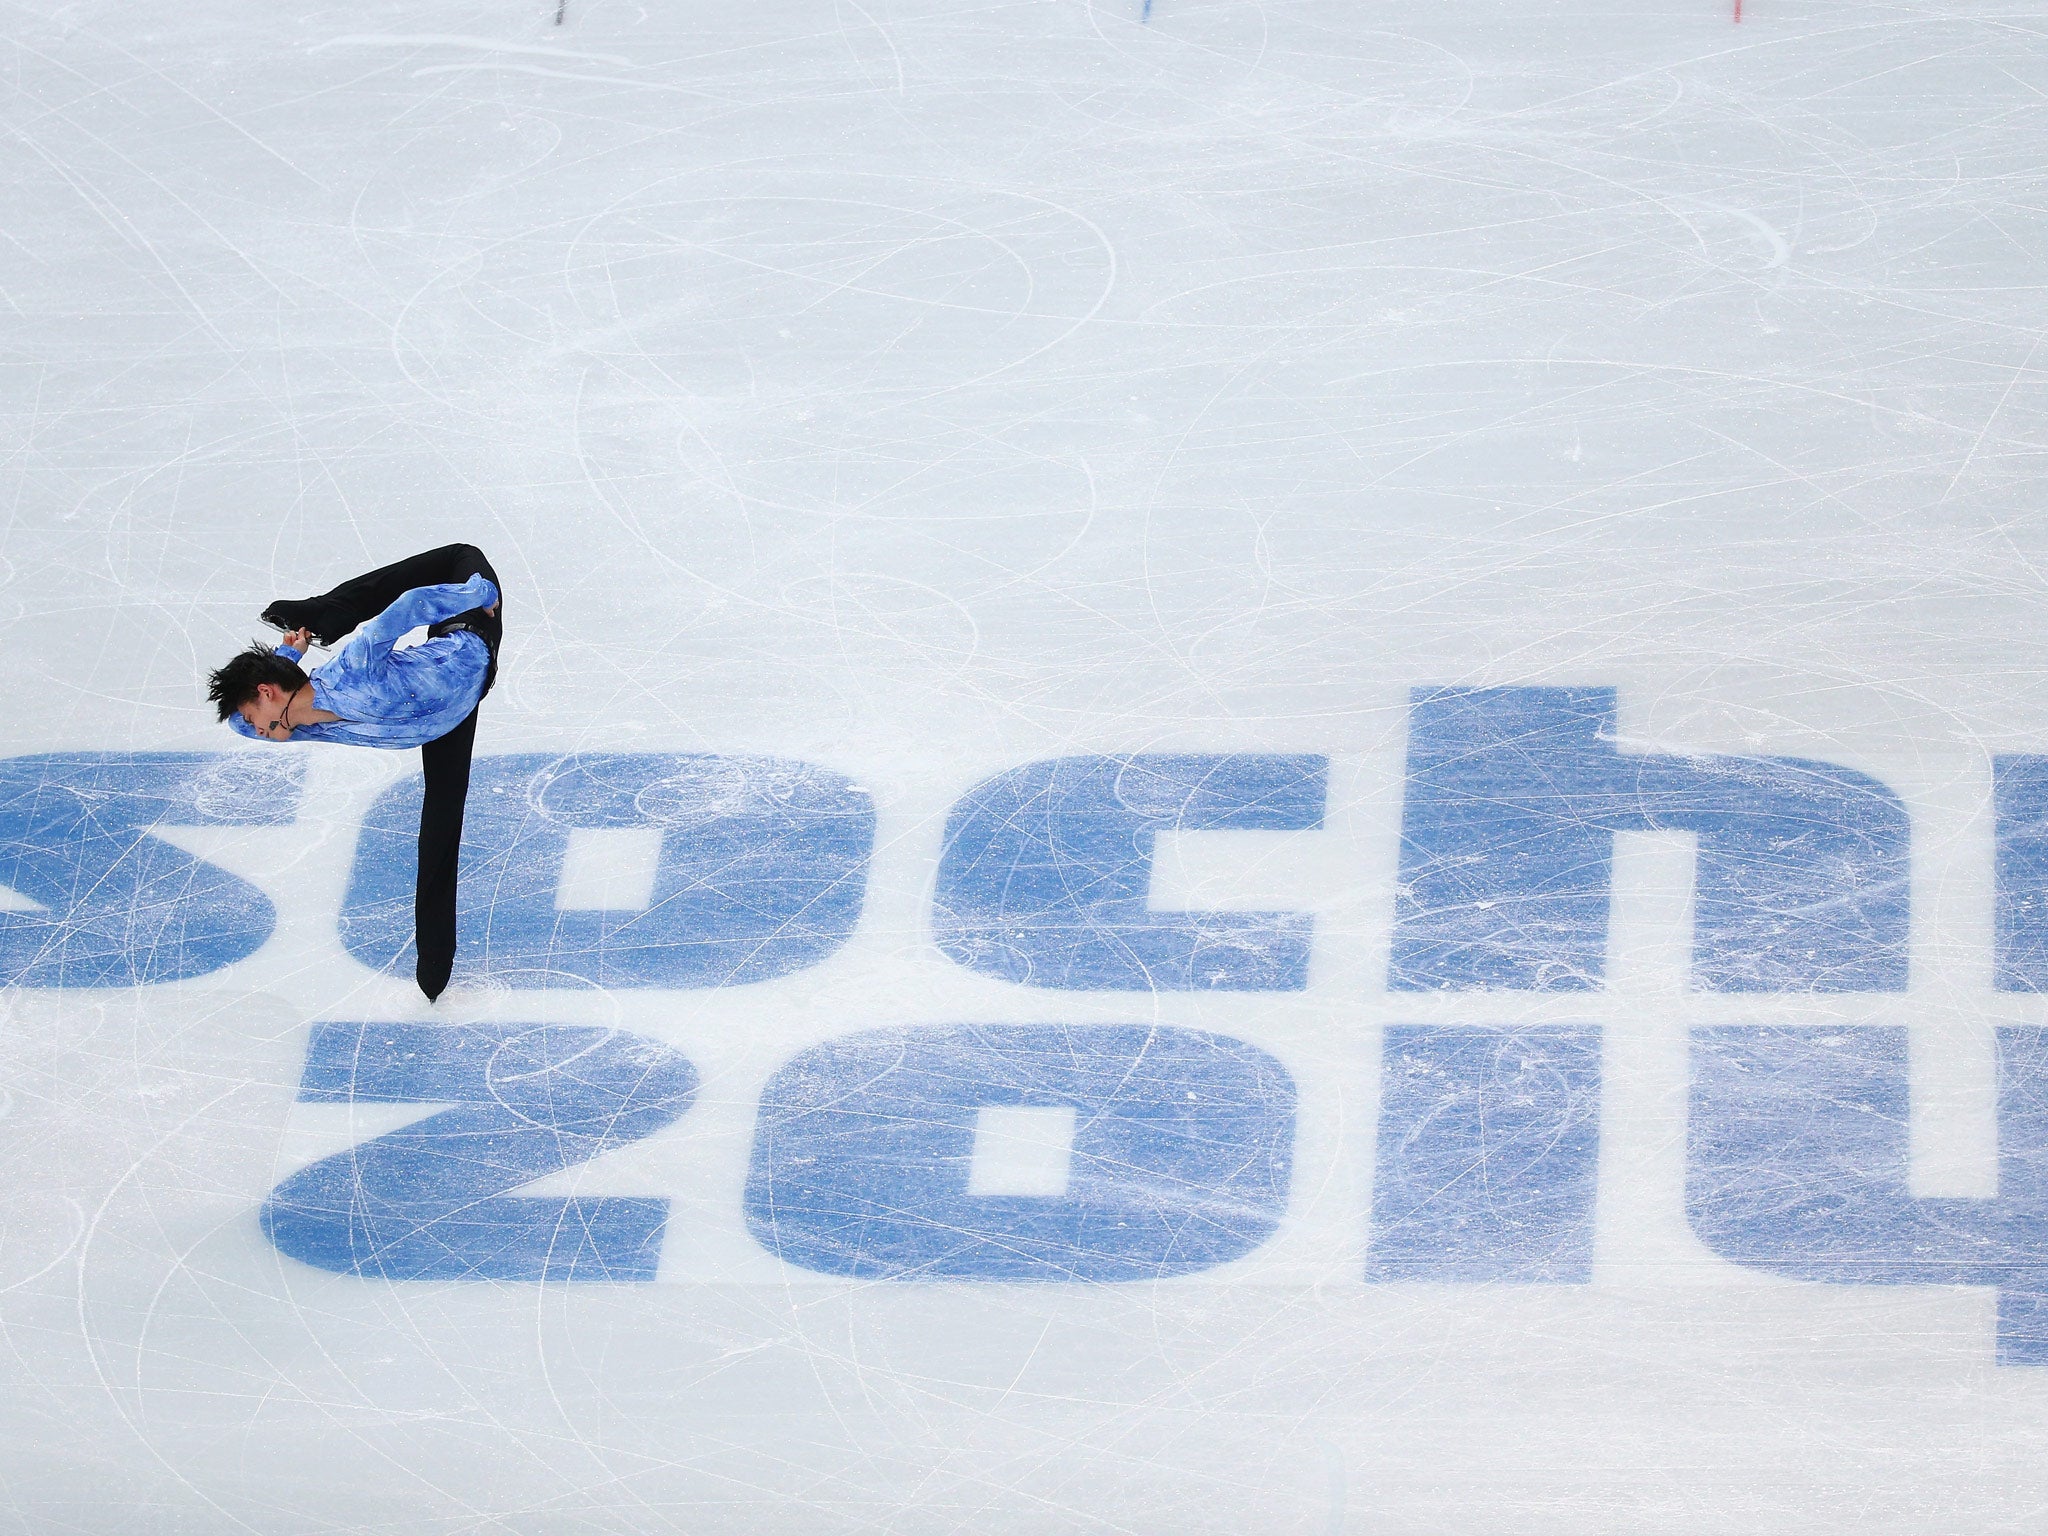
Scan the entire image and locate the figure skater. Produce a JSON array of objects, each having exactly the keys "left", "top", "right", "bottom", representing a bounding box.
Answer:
[{"left": 205, "top": 543, "right": 503, "bottom": 1000}]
